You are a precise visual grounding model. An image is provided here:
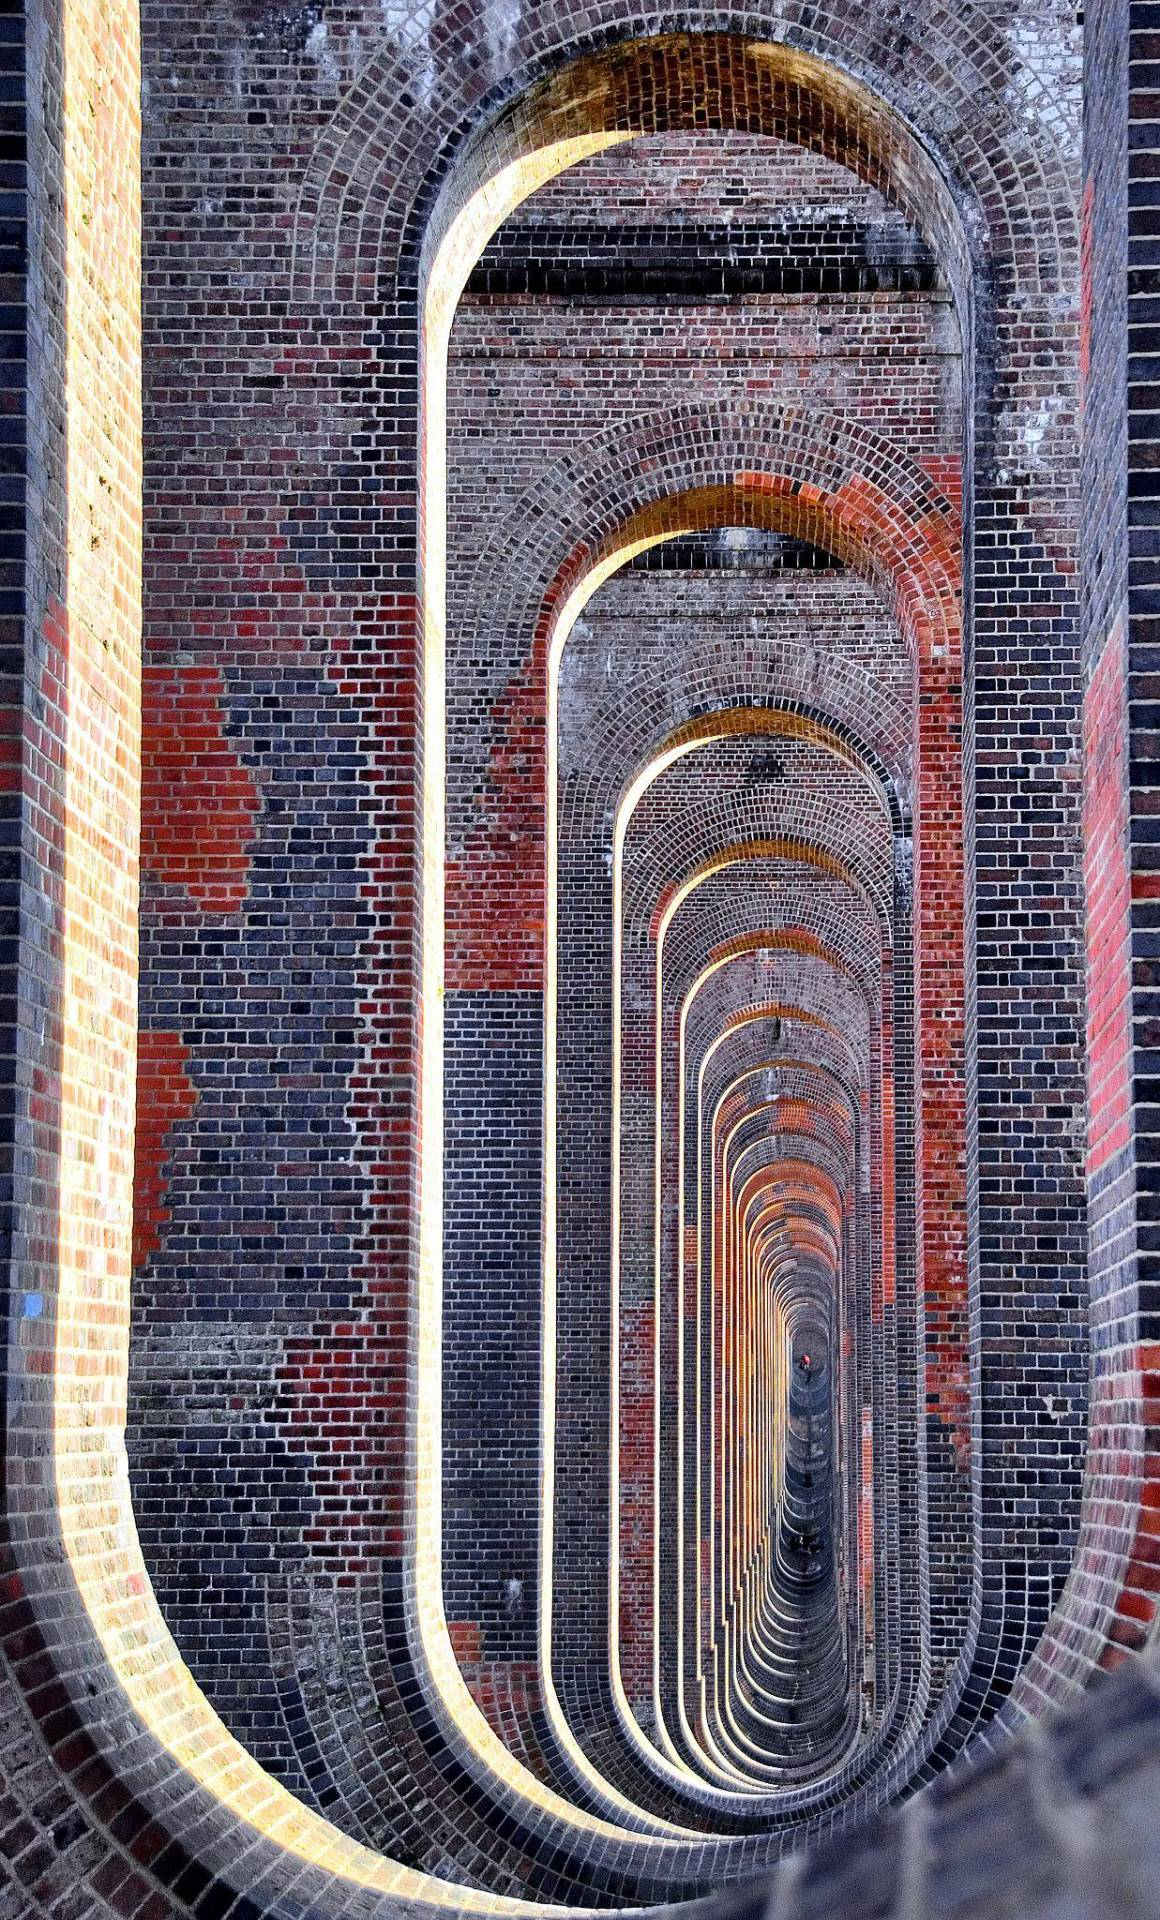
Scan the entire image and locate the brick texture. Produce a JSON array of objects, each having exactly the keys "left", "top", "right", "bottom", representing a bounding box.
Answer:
[{"left": 3, "top": 3, "right": 1160, "bottom": 1918}]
